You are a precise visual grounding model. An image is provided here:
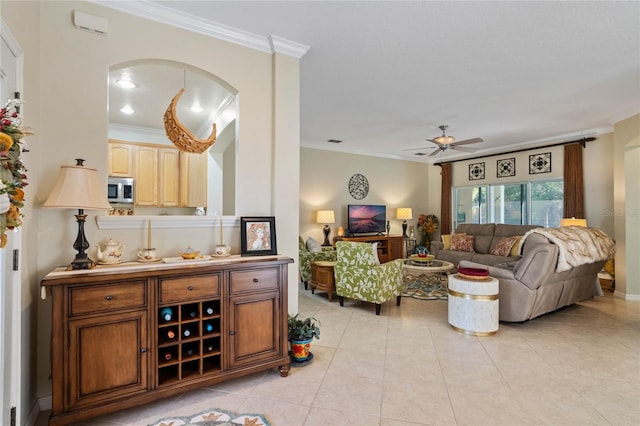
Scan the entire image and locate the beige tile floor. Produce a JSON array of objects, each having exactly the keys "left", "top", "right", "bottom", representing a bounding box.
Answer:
[{"left": 37, "top": 286, "right": 640, "bottom": 426}]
